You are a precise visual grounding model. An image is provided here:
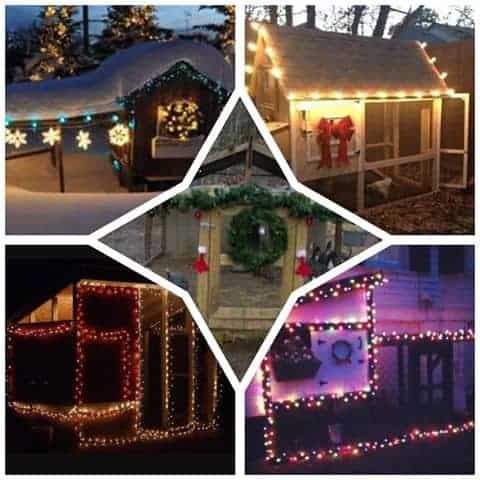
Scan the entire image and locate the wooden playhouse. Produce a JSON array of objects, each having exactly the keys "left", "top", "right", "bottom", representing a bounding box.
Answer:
[
  {"left": 247, "top": 23, "right": 470, "bottom": 211},
  {"left": 7, "top": 279, "right": 219, "bottom": 448},
  {"left": 153, "top": 184, "right": 340, "bottom": 339}
]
